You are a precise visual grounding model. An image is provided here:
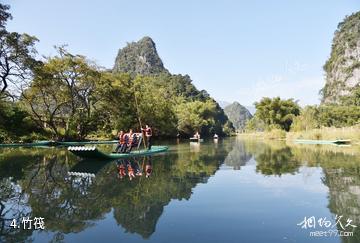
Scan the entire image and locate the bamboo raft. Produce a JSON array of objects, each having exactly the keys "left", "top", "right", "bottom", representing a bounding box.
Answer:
[
  {"left": 68, "top": 145, "right": 168, "bottom": 160},
  {"left": 294, "top": 139, "right": 351, "bottom": 145}
]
